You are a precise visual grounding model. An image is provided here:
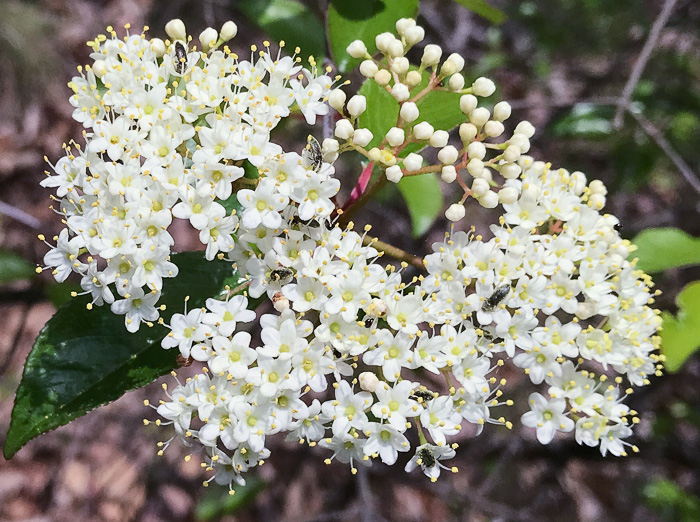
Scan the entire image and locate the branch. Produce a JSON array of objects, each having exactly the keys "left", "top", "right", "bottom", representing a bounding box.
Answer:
[
  {"left": 627, "top": 109, "right": 700, "bottom": 195},
  {"left": 0, "top": 200, "right": 42, "bottom": 230},
  {"left": 363, "top": 235, "right": 425, "bottom": 270},
  {"left": 613, "top": 0, "right": 678, "bottom": 128}
]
